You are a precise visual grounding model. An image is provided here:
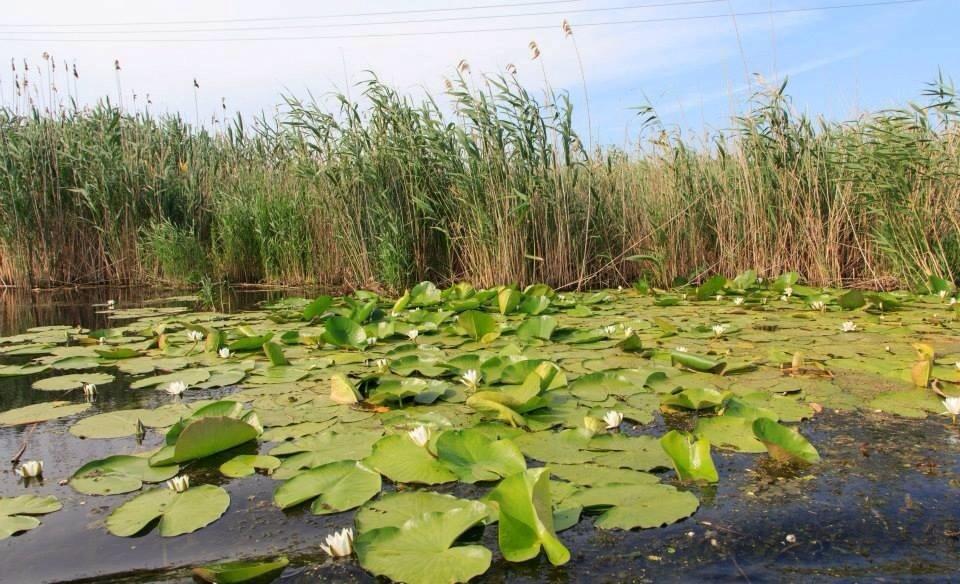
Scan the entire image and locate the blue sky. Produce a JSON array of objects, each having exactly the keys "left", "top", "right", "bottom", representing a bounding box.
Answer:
[{"left": 0, "top": 0, "right": 954, "bottom": 146}]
